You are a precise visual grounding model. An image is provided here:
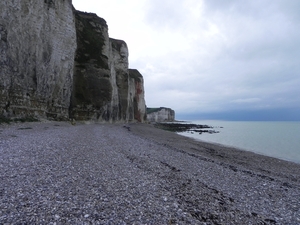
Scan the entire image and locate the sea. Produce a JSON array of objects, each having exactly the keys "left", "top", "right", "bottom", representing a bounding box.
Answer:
[{"left": 178, "top": 120, "right": 300, "bottom": 164}]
